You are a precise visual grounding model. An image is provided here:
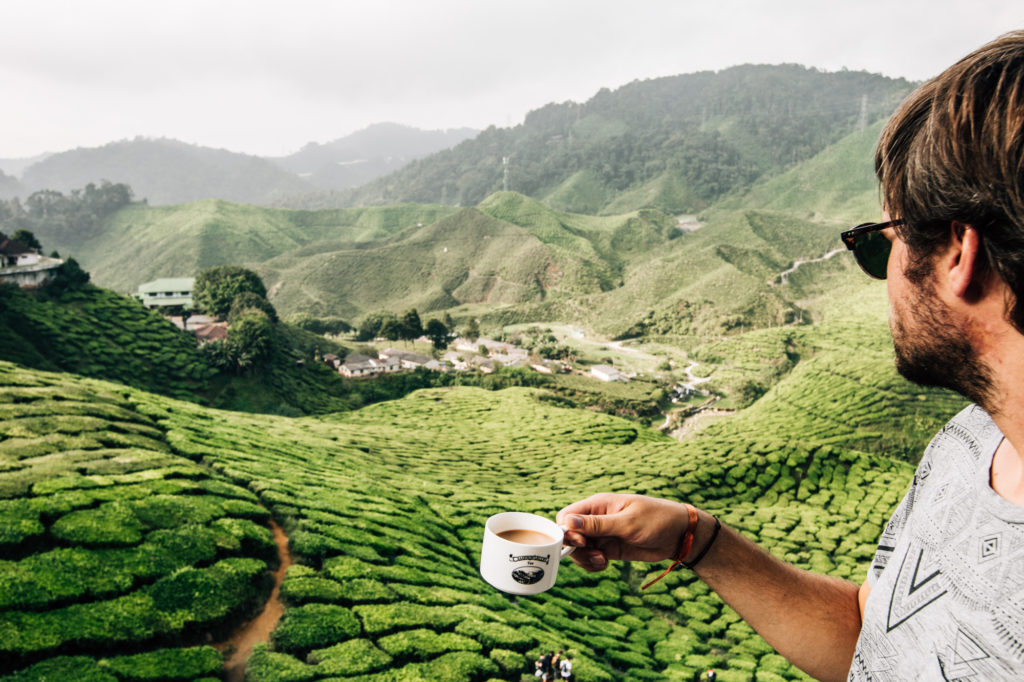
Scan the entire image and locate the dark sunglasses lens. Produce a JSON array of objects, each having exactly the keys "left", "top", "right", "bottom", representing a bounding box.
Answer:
[{"left": 854, "top": 230, "right": 891, "bottom": 279}]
